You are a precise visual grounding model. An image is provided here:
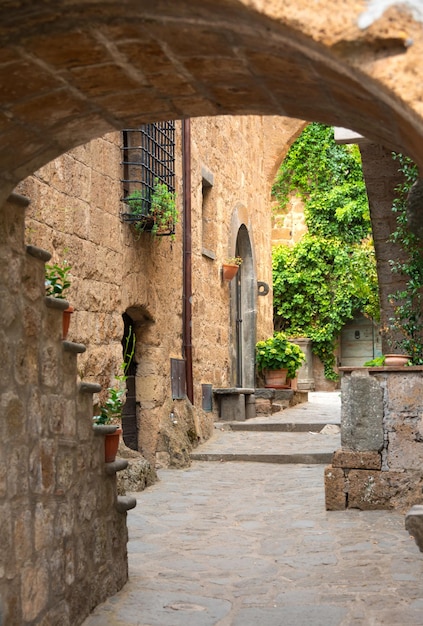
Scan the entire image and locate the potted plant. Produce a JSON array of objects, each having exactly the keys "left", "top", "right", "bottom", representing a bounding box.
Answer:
[
  {"left": 93, "top": 331, "right": 135, "bottom": 462},
  {"left": 222, "top": 256, "right": 243, "bottom": 281},
  {"left": 45, "top": 260, "right": 73, "bottom": 339},
  {"left": 364, "top": 354, "right": 411, "bottom": 367},
  {"left": 256, "top": 332, "right": 306, "bottom": 388},
  {"left": 122, "top": 178, "right": 178, "bottom": 238}
]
